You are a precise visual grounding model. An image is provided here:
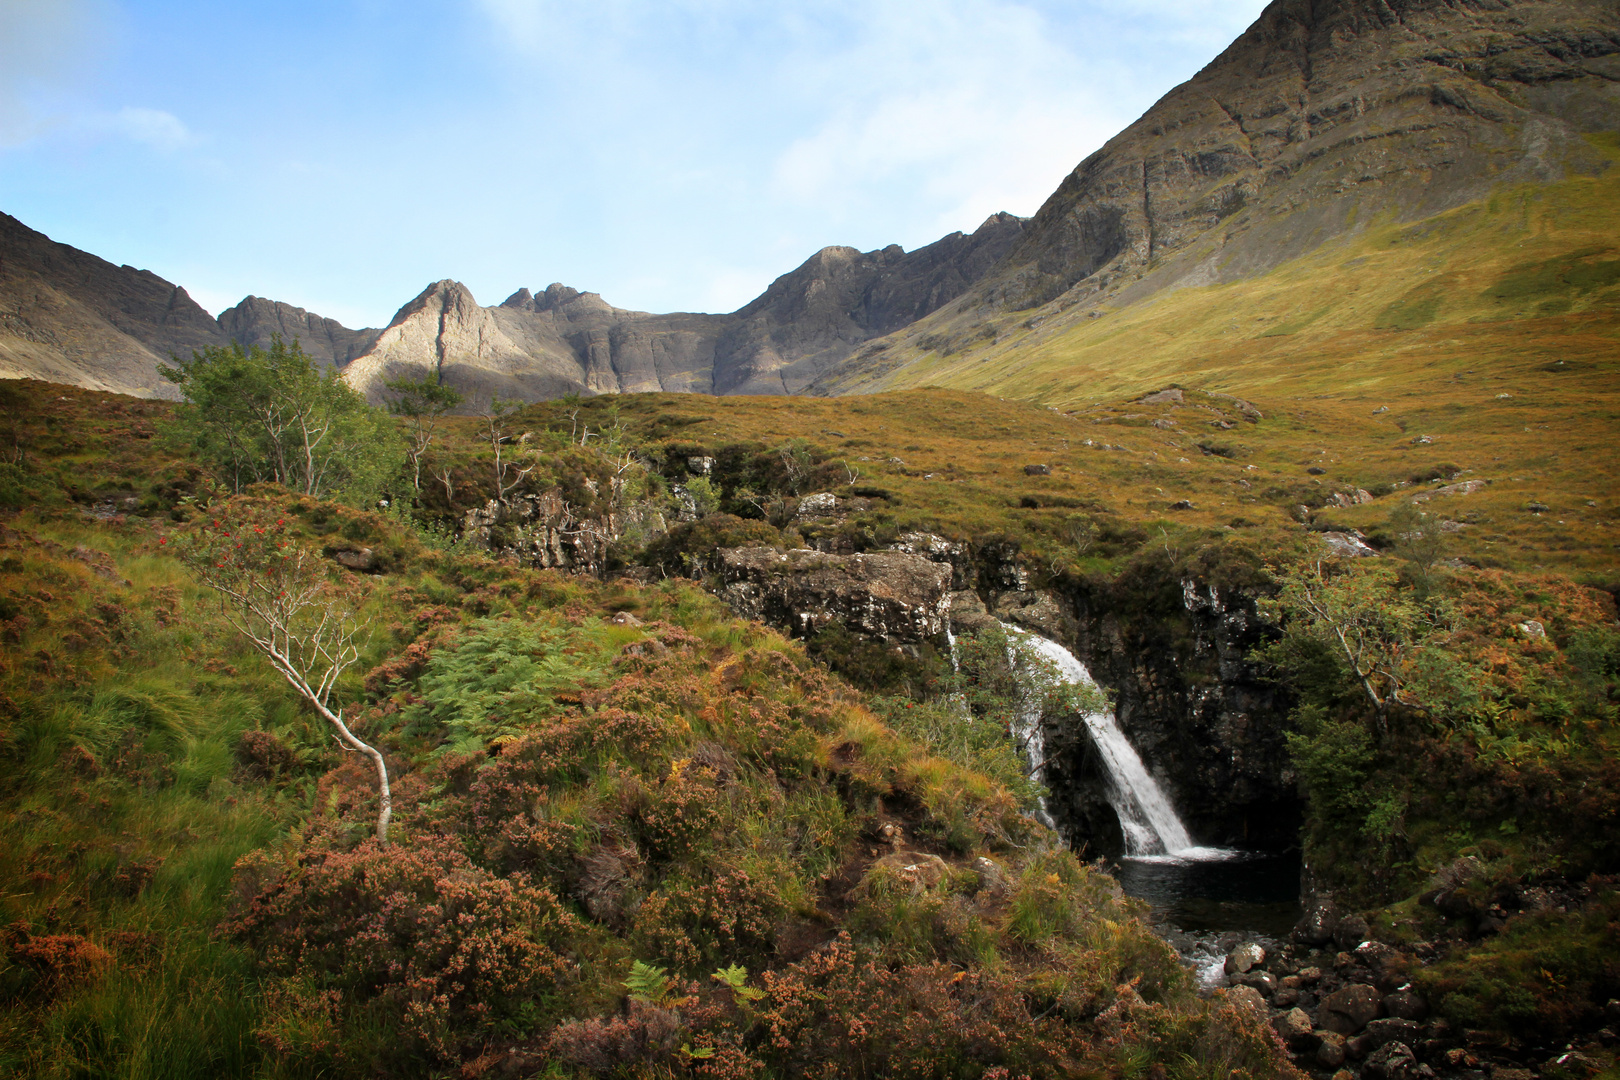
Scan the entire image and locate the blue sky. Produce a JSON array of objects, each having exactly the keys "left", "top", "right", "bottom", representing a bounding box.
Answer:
[{"left": 0, "top": 0, "right": 1270, "bottom": 329}]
